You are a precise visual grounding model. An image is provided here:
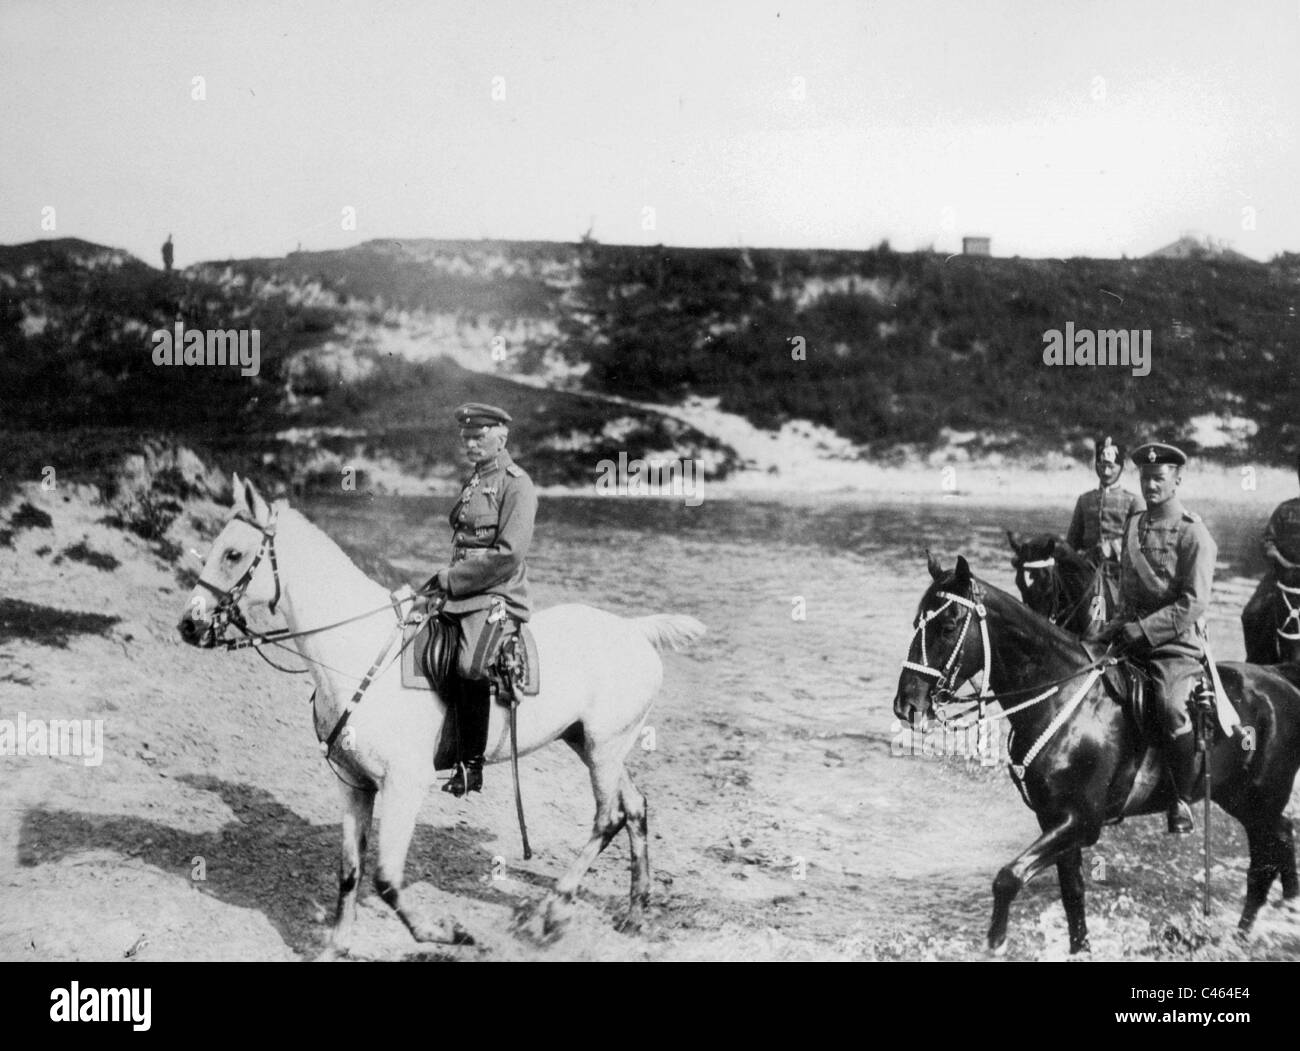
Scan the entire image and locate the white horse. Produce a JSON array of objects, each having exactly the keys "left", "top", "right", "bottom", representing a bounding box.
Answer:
[{"left": 178, "top": 474, "right": 706, "bottom": 954}]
